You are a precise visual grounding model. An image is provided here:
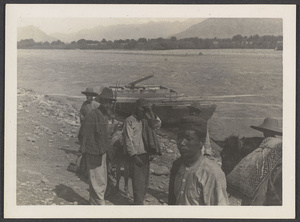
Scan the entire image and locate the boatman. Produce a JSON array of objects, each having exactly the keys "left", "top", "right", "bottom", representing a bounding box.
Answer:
[
  {"left": 79, "top": 87, "right": 99, "bottom": 124},
  {"left": 123, "top": 98, "right": 161, "bottom": 205},
  {"left": 78, "top": 87, "right": 116, "bottom": 205},
  {"left": 78, "top": 87, "right": 100, "bottom": 178},
  {"left": 168, "top": 116, "right": 228, "bottom": 205}
]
